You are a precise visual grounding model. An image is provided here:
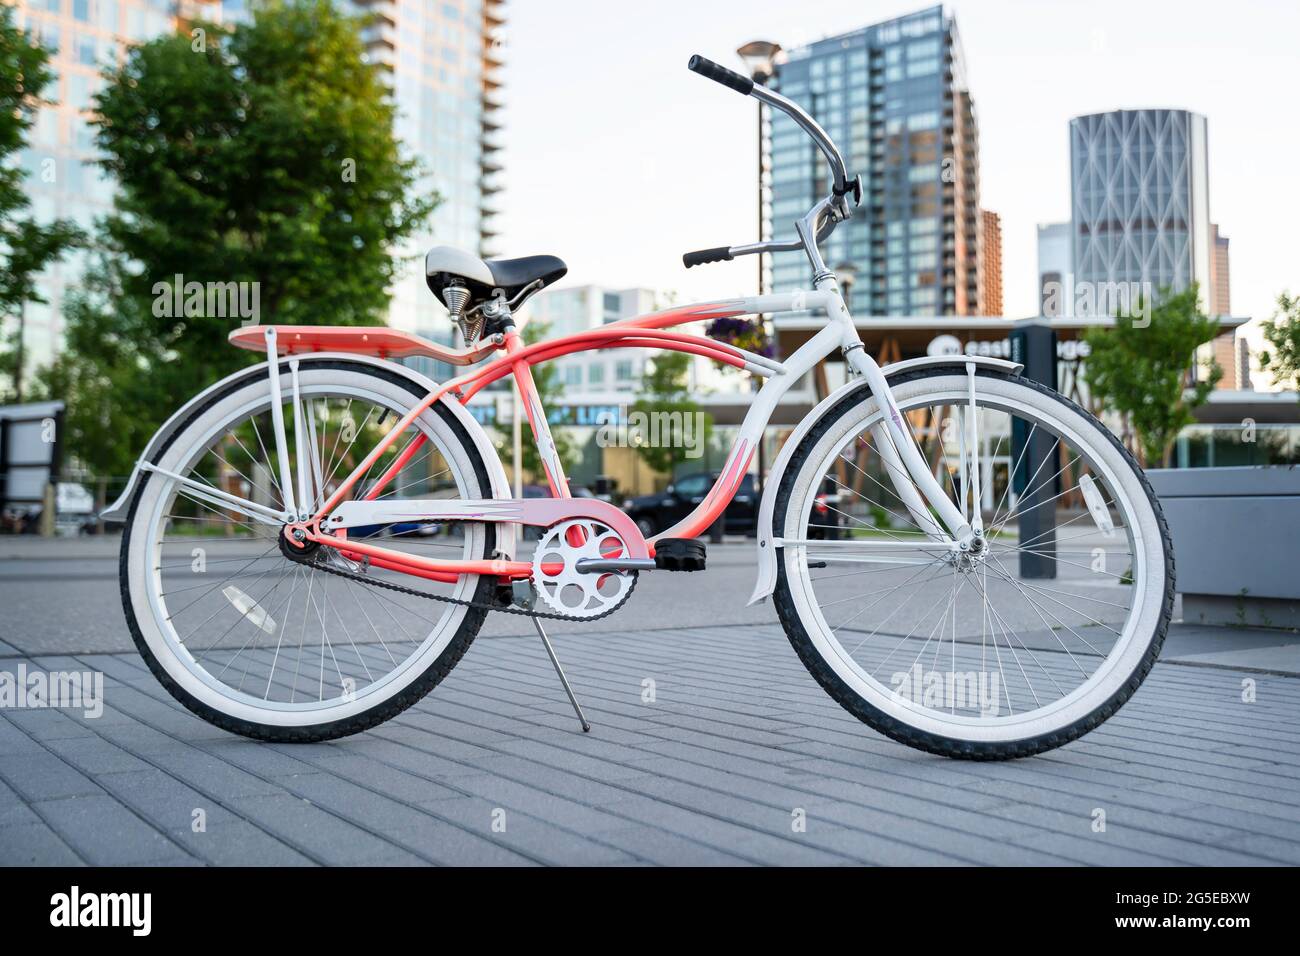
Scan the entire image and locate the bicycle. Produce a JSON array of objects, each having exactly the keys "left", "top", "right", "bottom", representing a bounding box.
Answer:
[{"left": 108, "top": 55, "right": 1173, "bottom": 759}]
